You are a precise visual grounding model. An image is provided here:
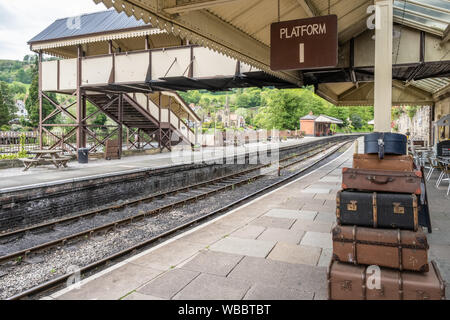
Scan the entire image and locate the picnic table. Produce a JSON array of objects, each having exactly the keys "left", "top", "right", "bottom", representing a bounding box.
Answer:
[{"left": 20, "top": 149, "right": 72, "bottom": 171}]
